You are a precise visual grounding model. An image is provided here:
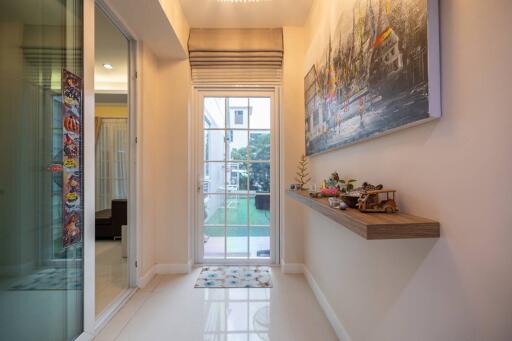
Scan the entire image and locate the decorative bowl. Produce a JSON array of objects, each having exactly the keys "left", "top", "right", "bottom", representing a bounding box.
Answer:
[{"left": 340, "top": 194, "right": 360, "bottom": 208}]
